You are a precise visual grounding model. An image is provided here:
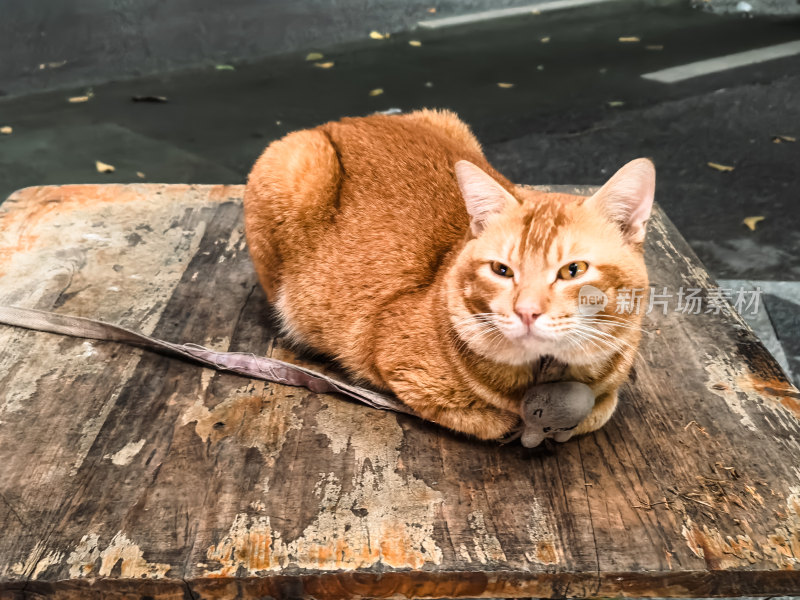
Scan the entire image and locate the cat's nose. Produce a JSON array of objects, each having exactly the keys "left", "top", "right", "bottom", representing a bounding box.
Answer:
[{"left": 515, "top": 306, "right": 542, "bottom": 327}]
